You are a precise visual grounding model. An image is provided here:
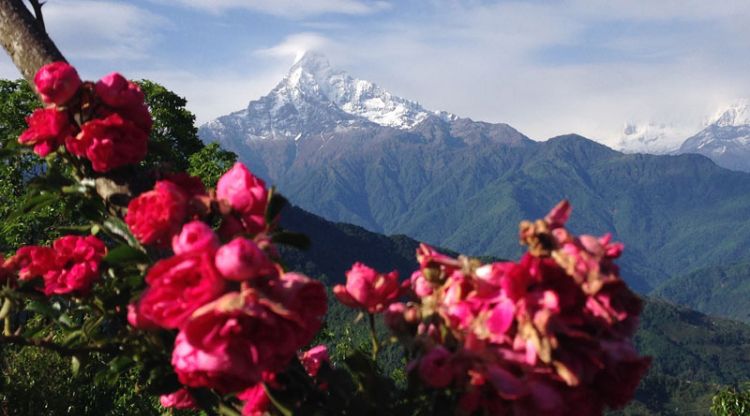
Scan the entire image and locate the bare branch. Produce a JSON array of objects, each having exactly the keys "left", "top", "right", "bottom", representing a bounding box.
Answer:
[
  {"left": 27, "top": 0, "right": 45, "bottom": 32},
  {"left": 0, "top": 0, "right": 63, "bottom": 84}
]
